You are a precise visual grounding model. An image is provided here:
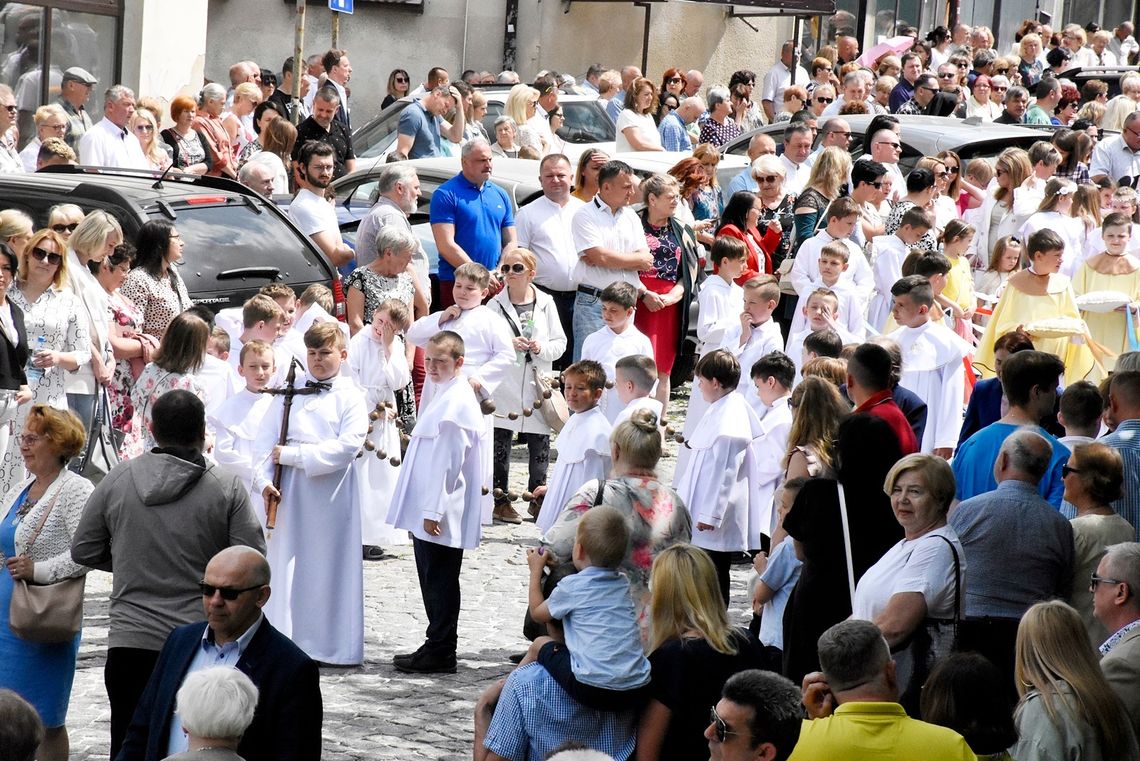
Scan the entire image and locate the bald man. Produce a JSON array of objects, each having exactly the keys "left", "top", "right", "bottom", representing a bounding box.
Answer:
[{"left": 117, "top": 546, "right": 322, "bottom": 761}]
